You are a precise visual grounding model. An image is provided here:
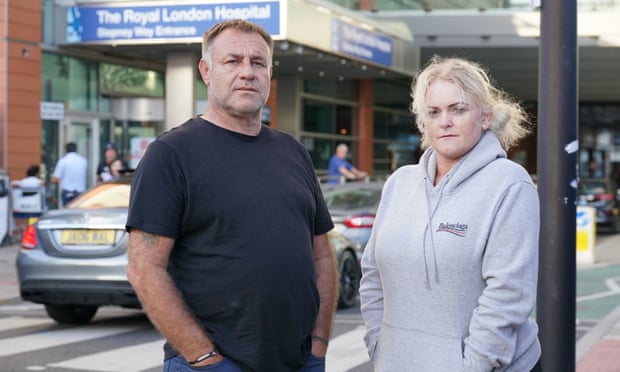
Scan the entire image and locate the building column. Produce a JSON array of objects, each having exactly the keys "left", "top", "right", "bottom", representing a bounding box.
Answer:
[
  {"left": 358, "top": 79, "right": 374, "bottom": 175},
  {"left": 264, "top": 80, "right": 278, "bottom": 127},
  {"left": 165, "top": 53, "right": 196, "bottom": 130},
  {"left": 1, "top": 0, "right": 42, "bottom": 178}
]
